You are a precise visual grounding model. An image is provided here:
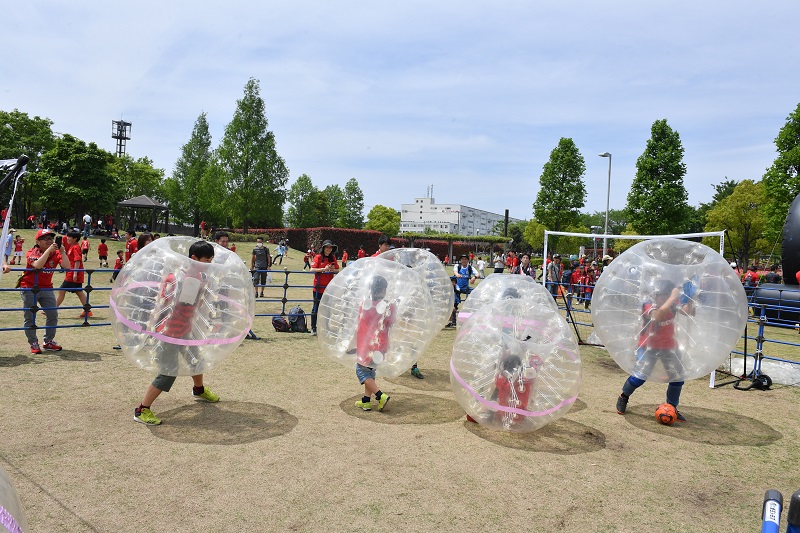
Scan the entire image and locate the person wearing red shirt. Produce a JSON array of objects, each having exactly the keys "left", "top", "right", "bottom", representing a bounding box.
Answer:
[
  {"left": 11, "top": 234, "right": 24, "bottom": 265},
  {"left": 357, "top": 245, "right": 366, "bottom": 260},
  {"left": 354, "top": 275, "right": 394, "bottom": 412},
  {"left": 56, "top": 230, "right": 91, "bottom": 317},
  {"left": 110, "top": 250, "right": 124, "bottom": 283},
  {"left": 80, "top": 236, "right": 90, "bottom": 262},
  {"left": 124, "top": 229, "right": 138, "bottom": 261},
  {"left": 309, "top": 239, "right": 340, "bottom": 336},
  {"left": 742, "top": 265, "right": 760, "bottom": 288},
  {"left": 371, "top": 235, "right": 391, "bottom": 257},
  {"left": 19, "top": 228, "right": 70, "bottom": 353},
  {"left": 616, "top": 279, "right": 695, "bottom": 422},
  {"left": 341, "top": 249, "right": 349, "bottom": 268},
  {"left": 97, "top": 238, "right": 109, "bottom": 268},
  {"left": 134, "top": 240, "right": 220, "bottom": 426}
]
